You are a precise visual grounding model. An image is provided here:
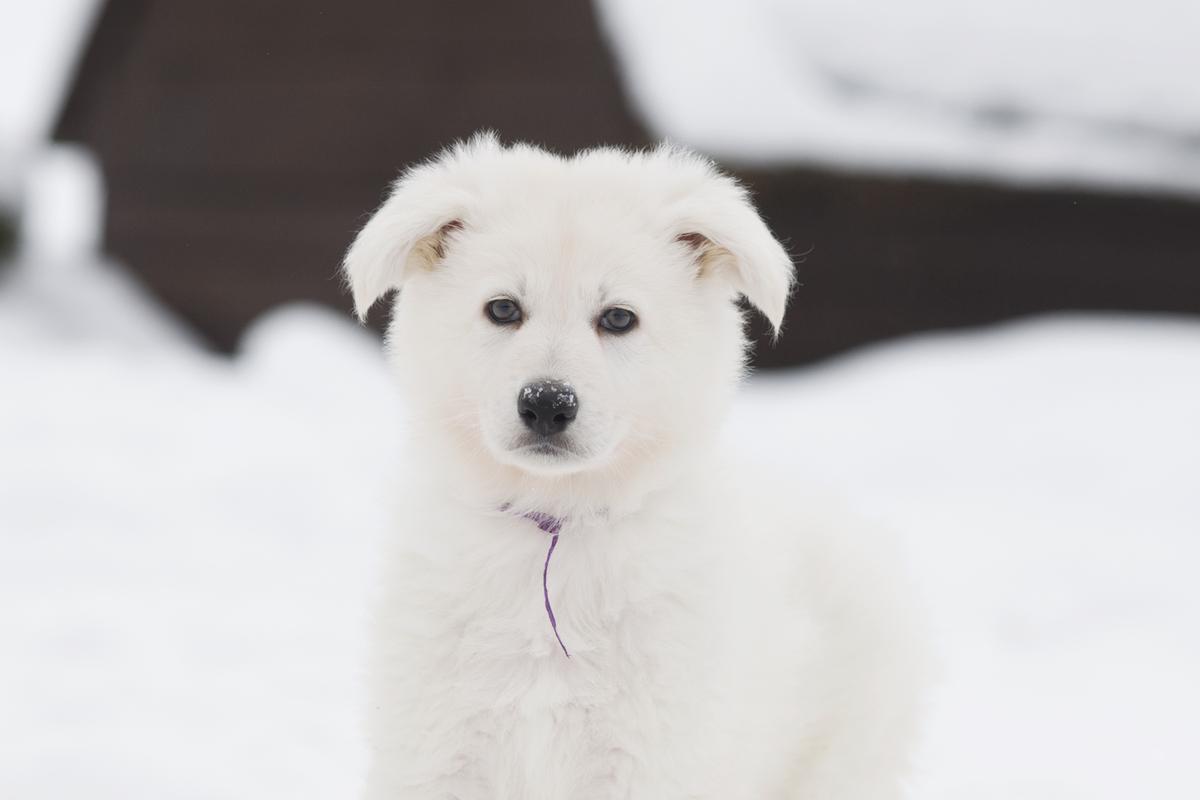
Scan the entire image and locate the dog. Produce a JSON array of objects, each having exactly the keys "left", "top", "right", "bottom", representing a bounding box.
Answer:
[{"left": 342, "top": 134, "right": 927, "bottom": 799}]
